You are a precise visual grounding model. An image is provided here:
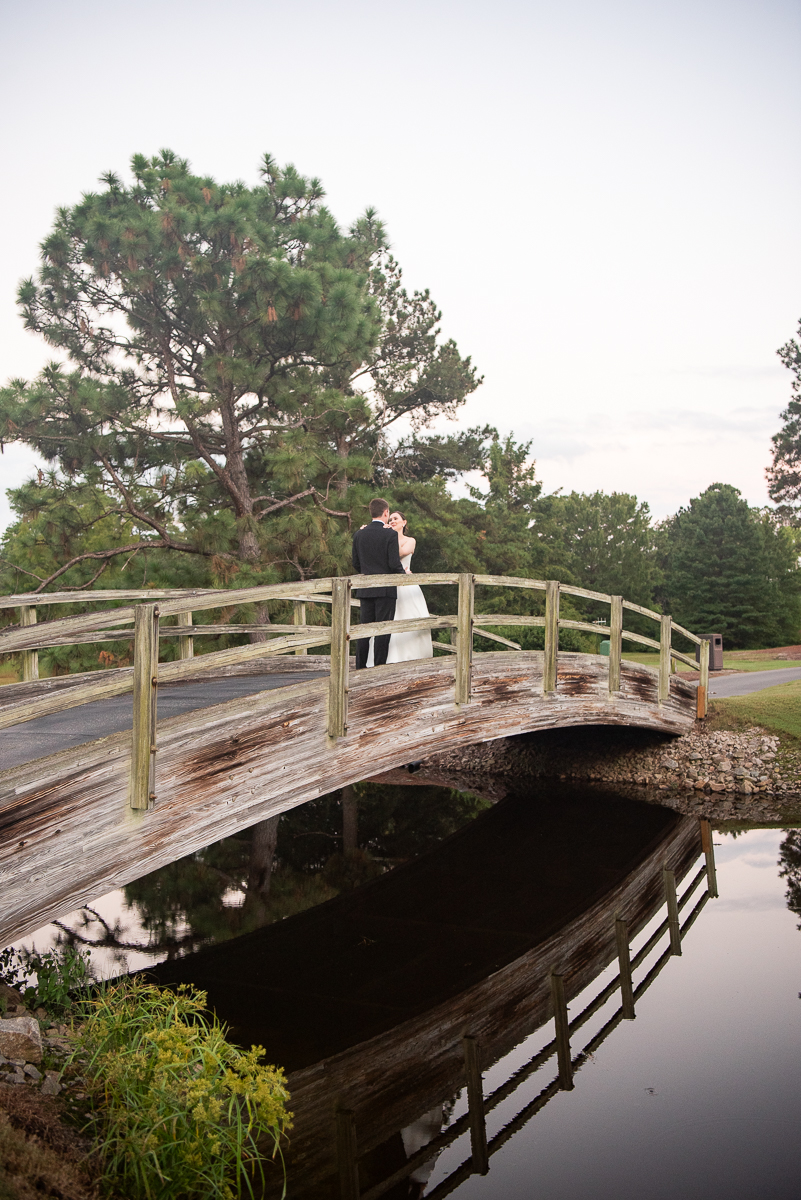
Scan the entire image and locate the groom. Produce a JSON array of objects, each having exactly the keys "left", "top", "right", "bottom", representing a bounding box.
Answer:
[{"left": 351, "top": 497, "right": 406, "bottom": 669}]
